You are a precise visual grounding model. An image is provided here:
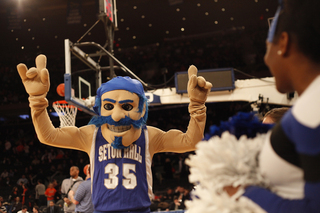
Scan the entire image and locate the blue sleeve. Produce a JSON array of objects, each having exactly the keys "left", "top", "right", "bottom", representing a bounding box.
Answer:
[
  {"left": 74, "top": 182, "right": 86, "bottom": 202},
  {"left": 243, "top": 182, "right": 320, "bottom": 213}
]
